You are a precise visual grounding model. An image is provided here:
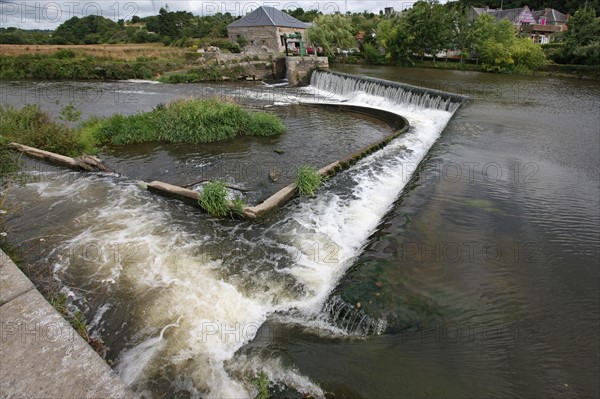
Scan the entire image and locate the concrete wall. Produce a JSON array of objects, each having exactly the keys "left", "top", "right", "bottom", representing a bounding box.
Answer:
[
  {"left": 286, "top": 56, "right": 329, "bottom": 86},
  {"left": 0, "top": 250, "right": 134, "bottom": 398},
  {"left": 228, "top": 26, "right": 308, "bottom": 53}
]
